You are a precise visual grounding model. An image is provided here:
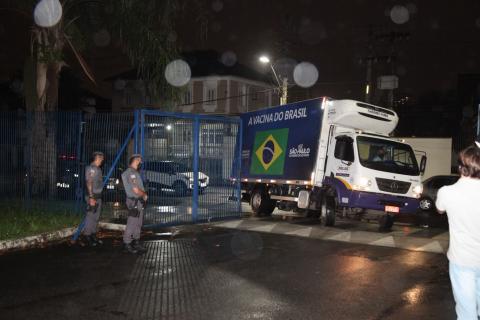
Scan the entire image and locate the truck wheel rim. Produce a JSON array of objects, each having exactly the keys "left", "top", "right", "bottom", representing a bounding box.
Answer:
[
  {"left": 253, "top": 193, "right": 262, "bottom": 208},
  {"left": 419, "top": 199, "right": 431, "bottom": 210}
]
